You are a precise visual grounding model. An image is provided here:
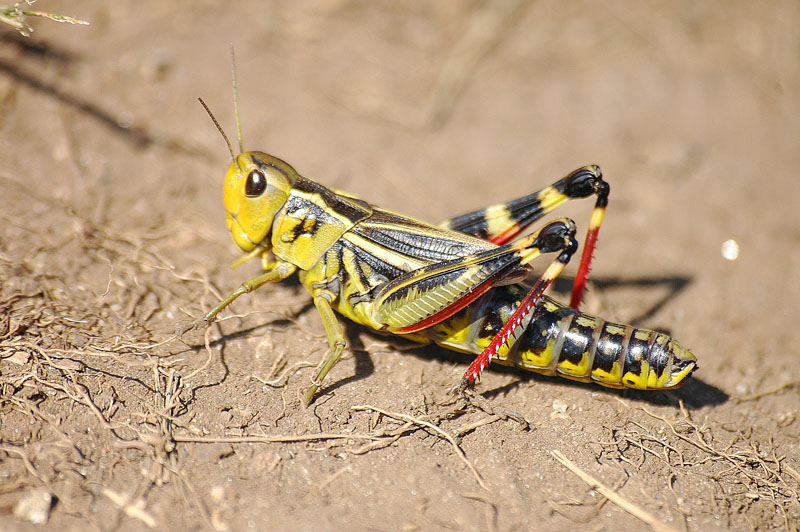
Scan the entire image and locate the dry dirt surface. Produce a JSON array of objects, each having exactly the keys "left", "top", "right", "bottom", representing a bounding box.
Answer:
[{"left": 2, "top": 2, "right": 800, "bottom": 531}]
